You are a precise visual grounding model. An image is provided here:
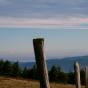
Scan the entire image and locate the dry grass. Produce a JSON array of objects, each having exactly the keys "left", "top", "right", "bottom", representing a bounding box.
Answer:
[{"left": 0, "top": 76, "right": 85, "bottom": 88}]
